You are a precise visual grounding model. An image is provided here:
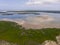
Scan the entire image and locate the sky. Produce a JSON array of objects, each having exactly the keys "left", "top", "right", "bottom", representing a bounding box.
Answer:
[{"left": 0, "top": 0, "right": 60, "bottom": 10}]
